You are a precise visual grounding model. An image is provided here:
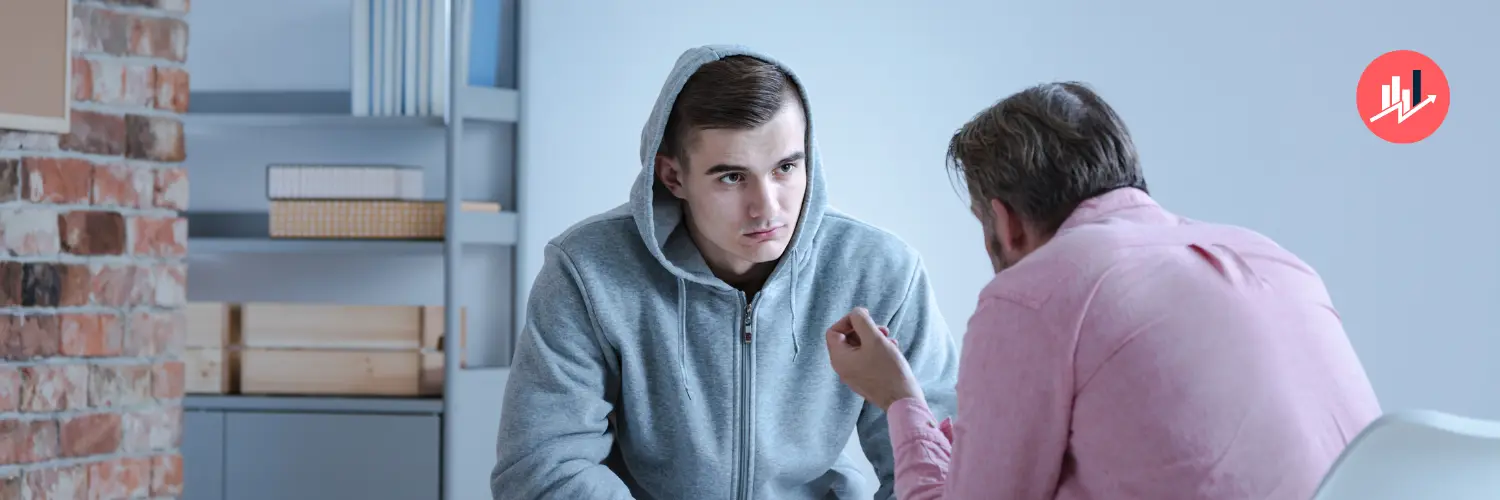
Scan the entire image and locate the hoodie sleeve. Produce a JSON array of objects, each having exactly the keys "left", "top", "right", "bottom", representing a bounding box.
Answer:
[
  {"left": 491, "top": 242, "right": 635, "bottom": 500},
  {"left": 856, "top": 256, "right": 962, "bottom": 500}
]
